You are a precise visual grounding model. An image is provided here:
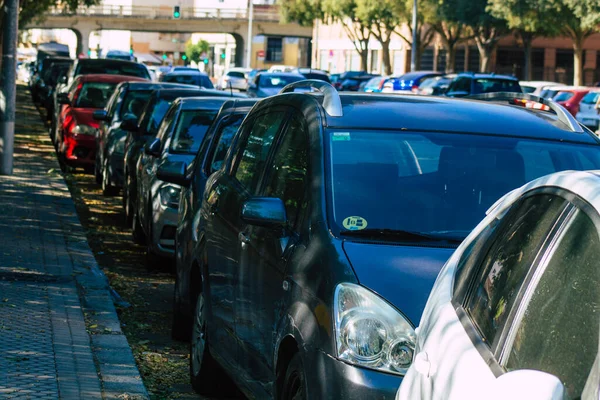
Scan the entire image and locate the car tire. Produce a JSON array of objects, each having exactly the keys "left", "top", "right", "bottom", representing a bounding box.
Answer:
[
  {"left": 124, "top": 172, "right": 134, "bottom": 226},
  {"left": 102, "top": 157, "right": 118, "bottom": 196},
  {"left": 131, "top": 203, "right": 146, "bottom": 245},
  {"left": 189, "top": 292, "right": 224, "bottom": 395},
  {"left": 280, "top": 353, "right": 307, "bottom": 400}
]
